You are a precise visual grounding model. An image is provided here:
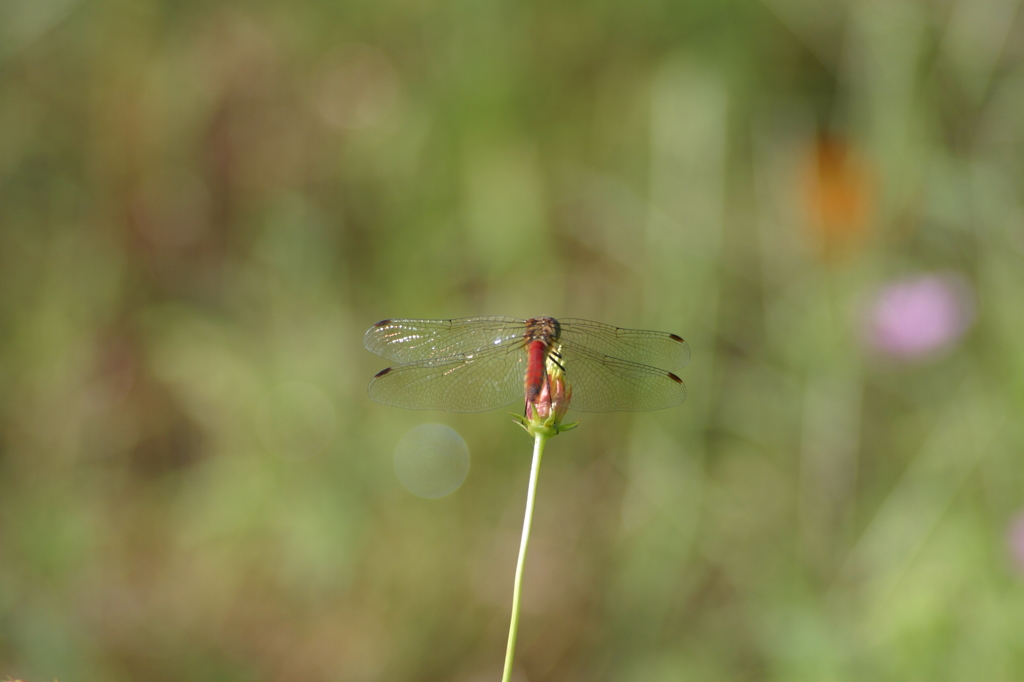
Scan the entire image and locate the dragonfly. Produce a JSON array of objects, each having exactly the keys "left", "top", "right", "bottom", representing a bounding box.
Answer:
[{"left": 364, "top": 316, "right": 690, "bottom": 413}]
